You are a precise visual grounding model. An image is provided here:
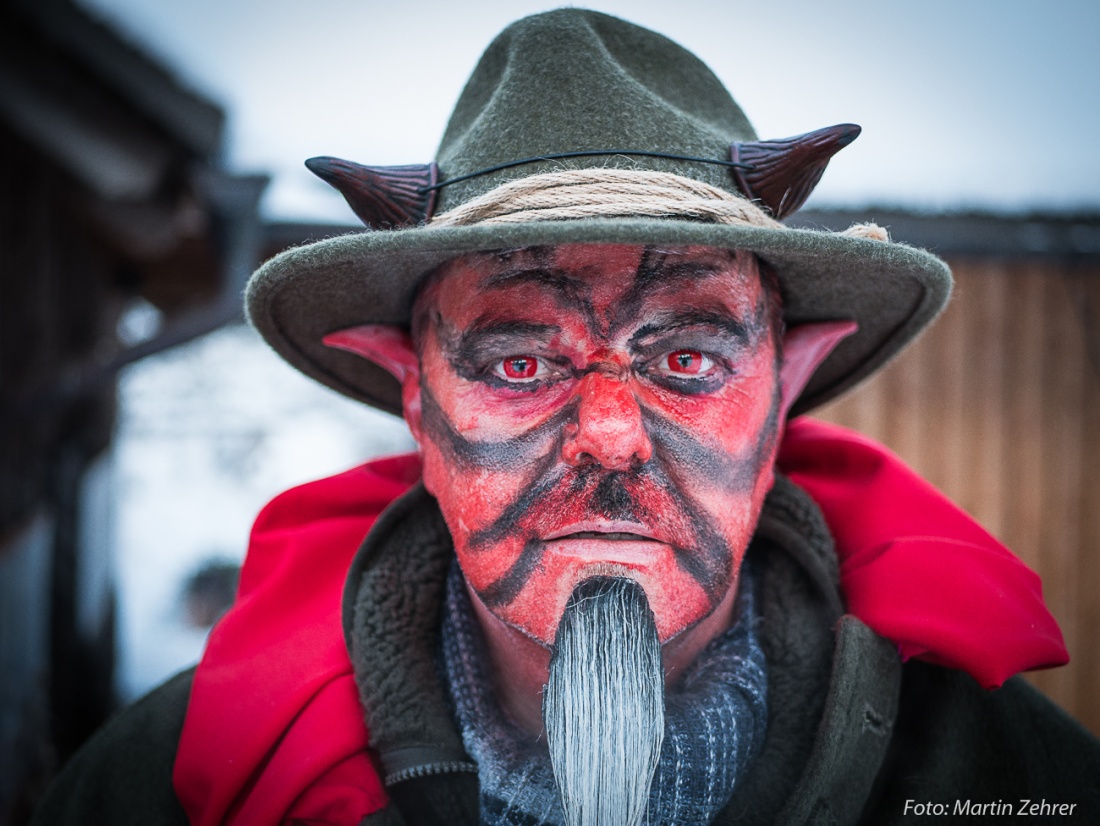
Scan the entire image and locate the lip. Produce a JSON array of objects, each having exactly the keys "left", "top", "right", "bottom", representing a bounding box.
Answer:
[
  {"left": 543, "top": 520, "right": 661, "bottom": 542},
  {"left": 542, "top": 520, "right": 668, "bottom": 564}
]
